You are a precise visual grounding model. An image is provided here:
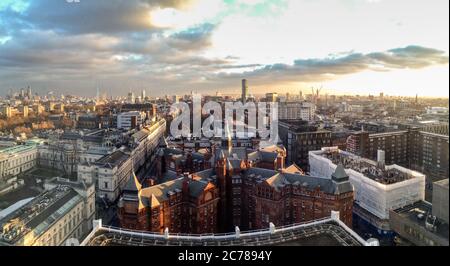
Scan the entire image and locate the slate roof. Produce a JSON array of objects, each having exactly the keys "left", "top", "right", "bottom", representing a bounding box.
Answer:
[
  {"left": 139, "top": 177, "right": 210, "bottom": 204},
  {"left": 123, "top": 172, "right": 141, "bottom": 193},
  {"left": 283, "top": 164, "right": 304, "bottom": 175},
  {"left": 245, "top": 167, "right": 353, "bottom": 195},
  {"left": 95, "top": 150, "right": 130, "bottom": 168},
  {"left": 332, "top": 164, "right": 349, "bottom": 182}
]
